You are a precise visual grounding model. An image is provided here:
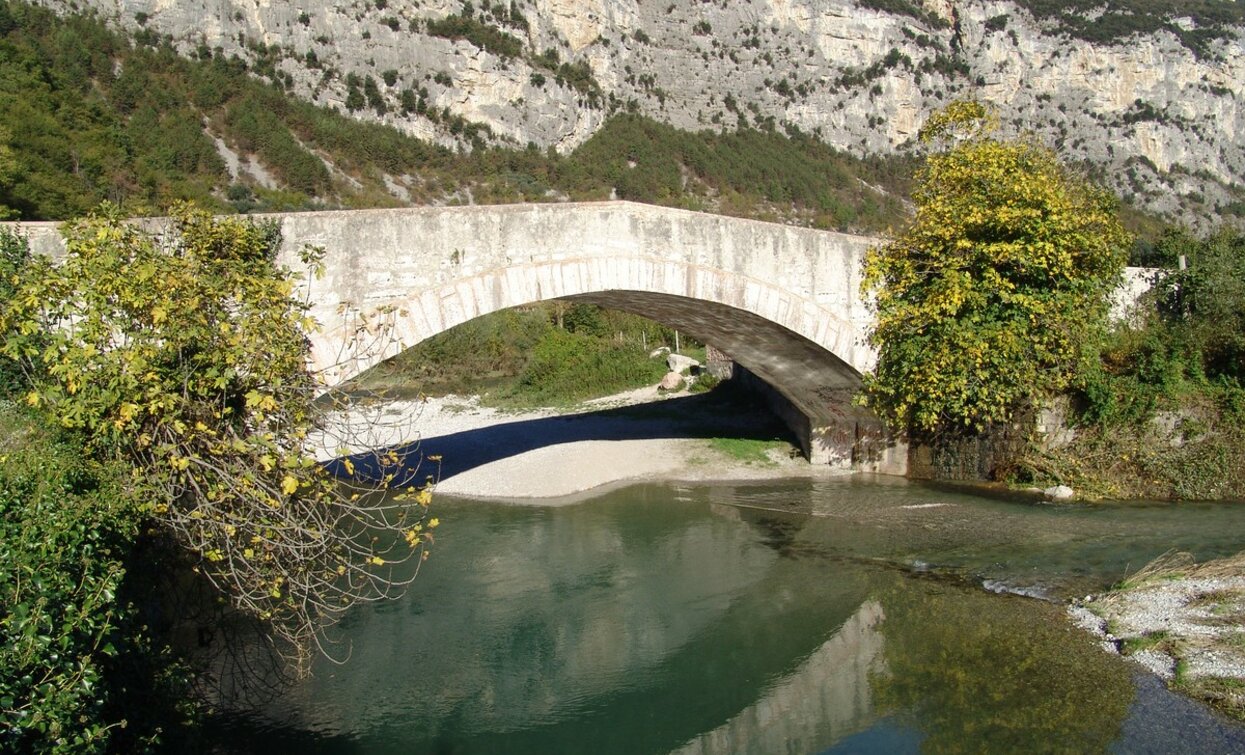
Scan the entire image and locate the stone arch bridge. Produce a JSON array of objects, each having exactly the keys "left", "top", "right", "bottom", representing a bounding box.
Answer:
[
  {"left": 282, "top": 201, "right": 885, "bottom": 468},
  {"left": 20, "top": 201, "right": 1139, "bottom": 471}
]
